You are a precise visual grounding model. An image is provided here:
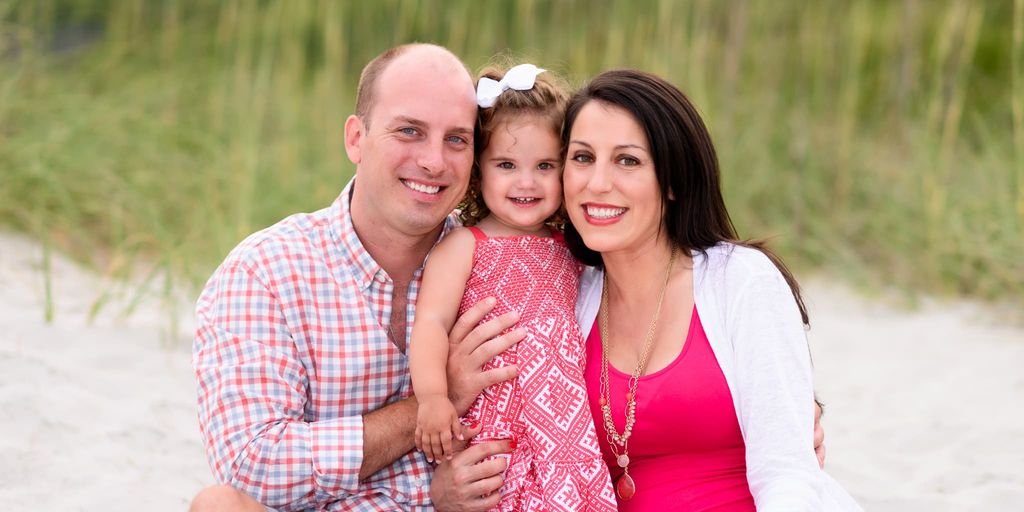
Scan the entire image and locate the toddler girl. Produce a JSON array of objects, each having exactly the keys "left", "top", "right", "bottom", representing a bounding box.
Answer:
[{"left": 408, "top": 64, "right": 616, "bottom": 511}]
